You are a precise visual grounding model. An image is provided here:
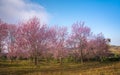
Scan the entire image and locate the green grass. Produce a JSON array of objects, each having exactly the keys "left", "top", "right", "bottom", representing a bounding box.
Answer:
[{"left": 0, "top": 60, "right": 120, "bottom": 75}]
